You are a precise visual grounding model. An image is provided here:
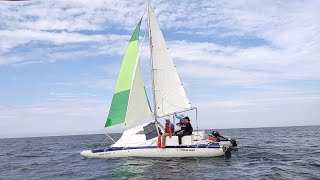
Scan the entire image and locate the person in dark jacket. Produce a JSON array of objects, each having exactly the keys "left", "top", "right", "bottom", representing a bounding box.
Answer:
[
  {"left": 211, "top": 130, "right": 227, "bottom": 142},
  {"left": 177, "top": 116, "right": 193, "bottom": 145}
]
